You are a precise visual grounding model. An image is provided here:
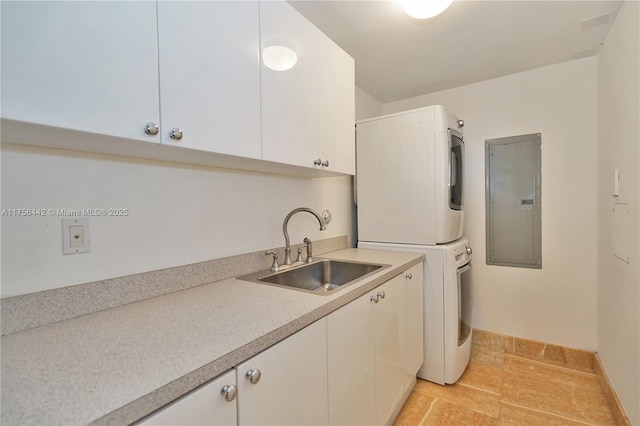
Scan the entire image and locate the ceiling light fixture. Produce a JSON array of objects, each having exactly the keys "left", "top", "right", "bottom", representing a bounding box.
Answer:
[
  {"left": 399, "top": 0, "right": 453, "bottom": 20},
  {"left": 262, "top": 41, "right": 298, "bottom": 71}
]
